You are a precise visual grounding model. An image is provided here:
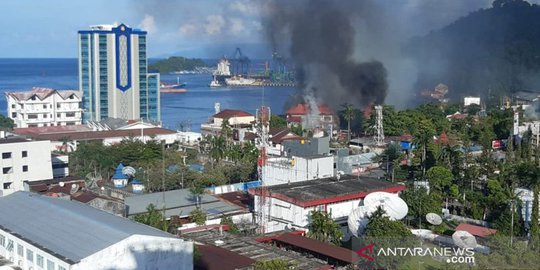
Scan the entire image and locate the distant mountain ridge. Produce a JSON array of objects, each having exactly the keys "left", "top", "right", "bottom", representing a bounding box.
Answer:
[{"left": 407, "top": 0, "right": 540, "bottom": 100}]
